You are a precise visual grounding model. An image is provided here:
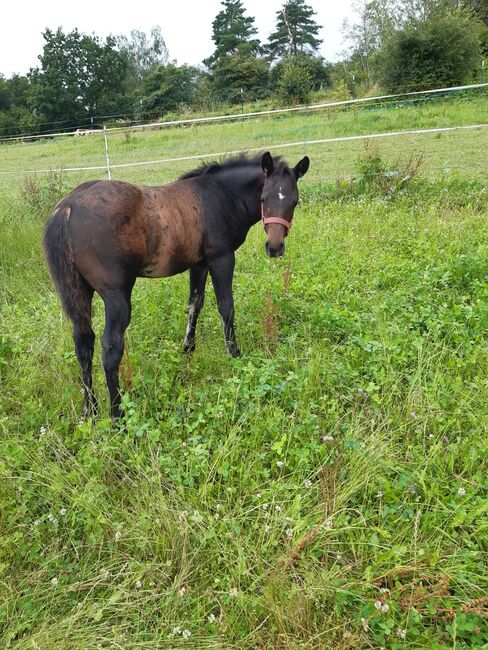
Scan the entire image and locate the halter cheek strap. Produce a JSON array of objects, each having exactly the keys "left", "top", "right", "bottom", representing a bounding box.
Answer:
[{"left": 261, "top": 202, "right": 292, "bottom": 232}]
